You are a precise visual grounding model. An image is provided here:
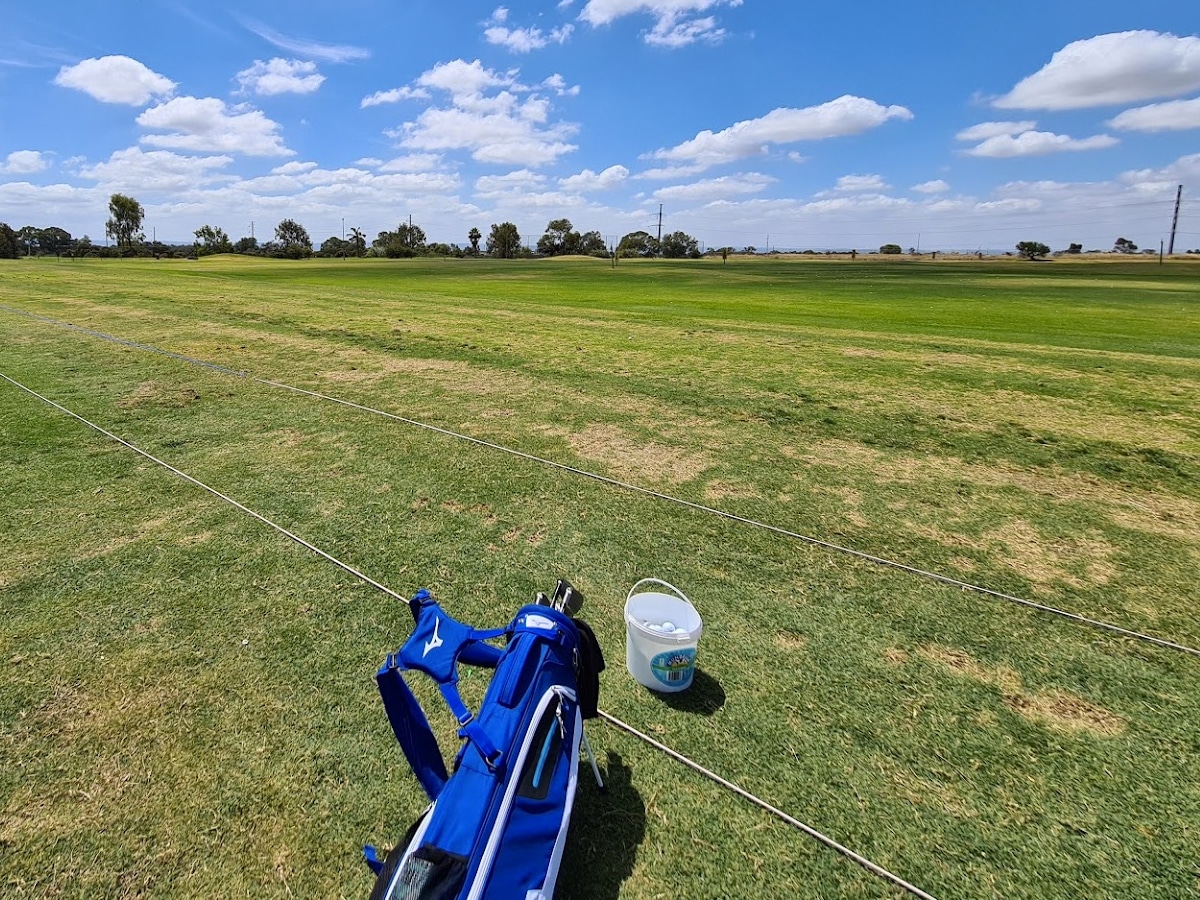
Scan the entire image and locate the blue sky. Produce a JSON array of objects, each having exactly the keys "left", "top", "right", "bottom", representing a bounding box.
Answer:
[{"left": 2, "top": 0, "right": 1198, "bottom": 252}]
